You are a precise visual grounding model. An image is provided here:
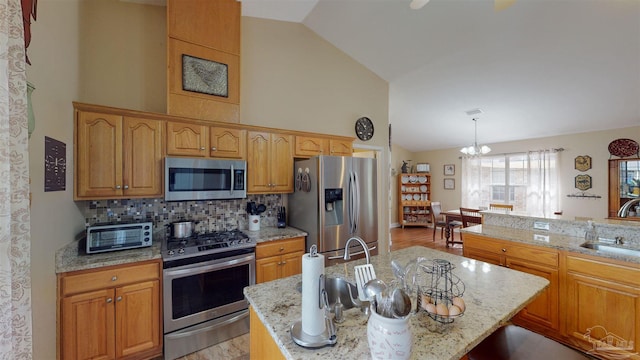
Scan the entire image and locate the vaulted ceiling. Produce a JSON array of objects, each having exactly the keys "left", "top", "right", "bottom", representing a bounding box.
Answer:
[{"left": 241, "top": 0, "right": 640, "bottom": 152}]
